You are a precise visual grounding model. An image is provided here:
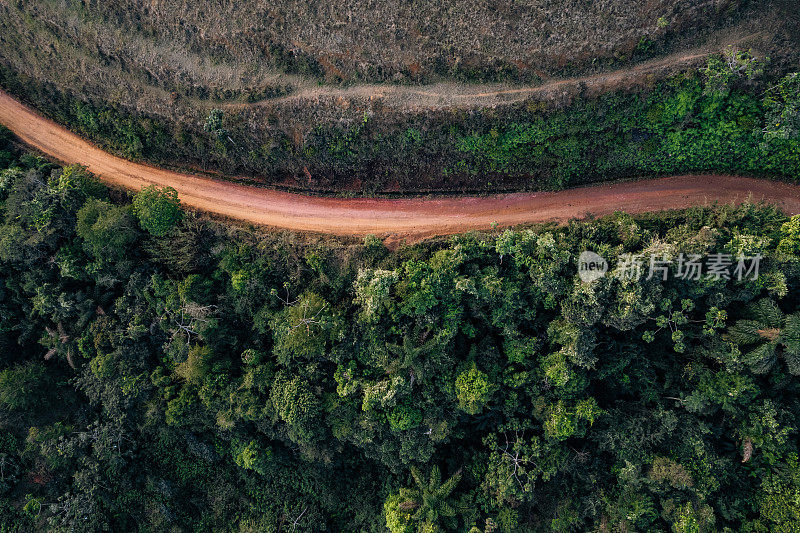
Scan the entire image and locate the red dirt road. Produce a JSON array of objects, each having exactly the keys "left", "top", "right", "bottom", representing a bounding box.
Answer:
[{"left": 2, "top": 89, "right": 800, "bottom": 241}]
